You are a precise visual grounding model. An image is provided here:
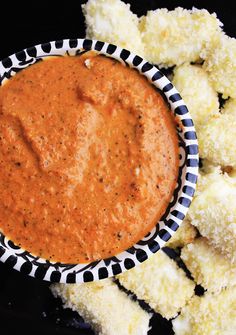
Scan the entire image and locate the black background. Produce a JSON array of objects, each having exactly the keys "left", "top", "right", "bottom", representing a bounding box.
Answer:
[
  {"left": 0, "top": 1, "right": 235, "bottom": 334},
  {"left": 1, "top": 0, "right": 236, "bottom": 61}
]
